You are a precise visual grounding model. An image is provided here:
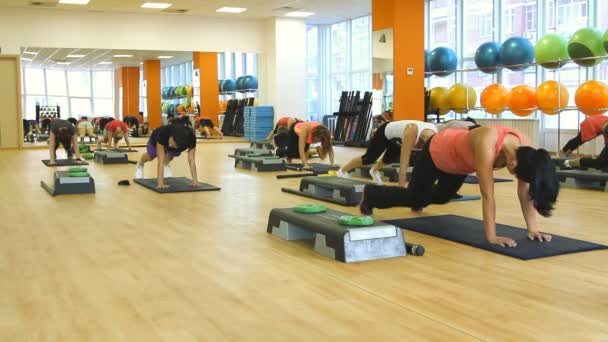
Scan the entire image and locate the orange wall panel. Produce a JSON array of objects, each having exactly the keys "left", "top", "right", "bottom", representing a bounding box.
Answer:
[
  {"left": 372, "top": 0, "right": 394, "bottom": 31},
  {"left": 120, "top": 67, "right": 140, "bottom": 118},
  {"left": 144, "top": 60, "right": 161, "bottom": 129},
  {"left": 193, "top": 52, "right": 220, "bottom": 126}
]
